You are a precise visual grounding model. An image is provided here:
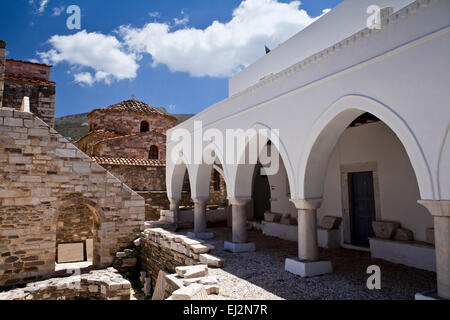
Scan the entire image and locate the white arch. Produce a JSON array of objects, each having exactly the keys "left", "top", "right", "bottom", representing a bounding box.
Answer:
[
  {"left": 189, "top": 141, "right": 232, "bottom": 198},
  {"left": 166, "top": 156, "right": 193, "bottom": 200},
  {"left": 230, "top": 123, "right": 296, "bottom": 198},
  {"left": 297, "top": 94, "right": 435, "bottom": 201}
]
